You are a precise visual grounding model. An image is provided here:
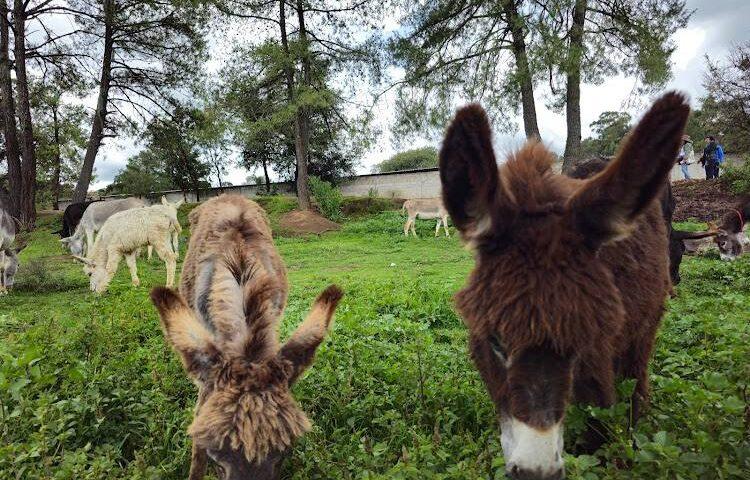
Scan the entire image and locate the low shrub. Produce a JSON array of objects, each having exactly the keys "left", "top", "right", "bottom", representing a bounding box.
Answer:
[
  {"left": 13, "top": 259, "right": 86, "bottom": 293},
  {"left": 720, "top": 158, "right": 750, "bottom": 194},
  {"left": 309, "top": 176, "right": 343, "bottom": 221},
  {"left": 341, "top": 196, "right": 402, "bottom": 217}
]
